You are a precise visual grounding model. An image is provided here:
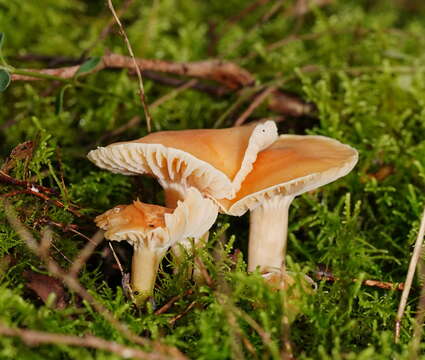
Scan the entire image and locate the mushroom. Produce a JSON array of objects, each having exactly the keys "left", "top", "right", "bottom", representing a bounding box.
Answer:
[
  {"left": 95, "top": 187, "right": 218, "bottom": 305},
  {"left": 88, "top": 121, "right": 278, "bottom": 275},
  {"left": 216, "top": 135, "right": 358, "bottom": 275}
]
